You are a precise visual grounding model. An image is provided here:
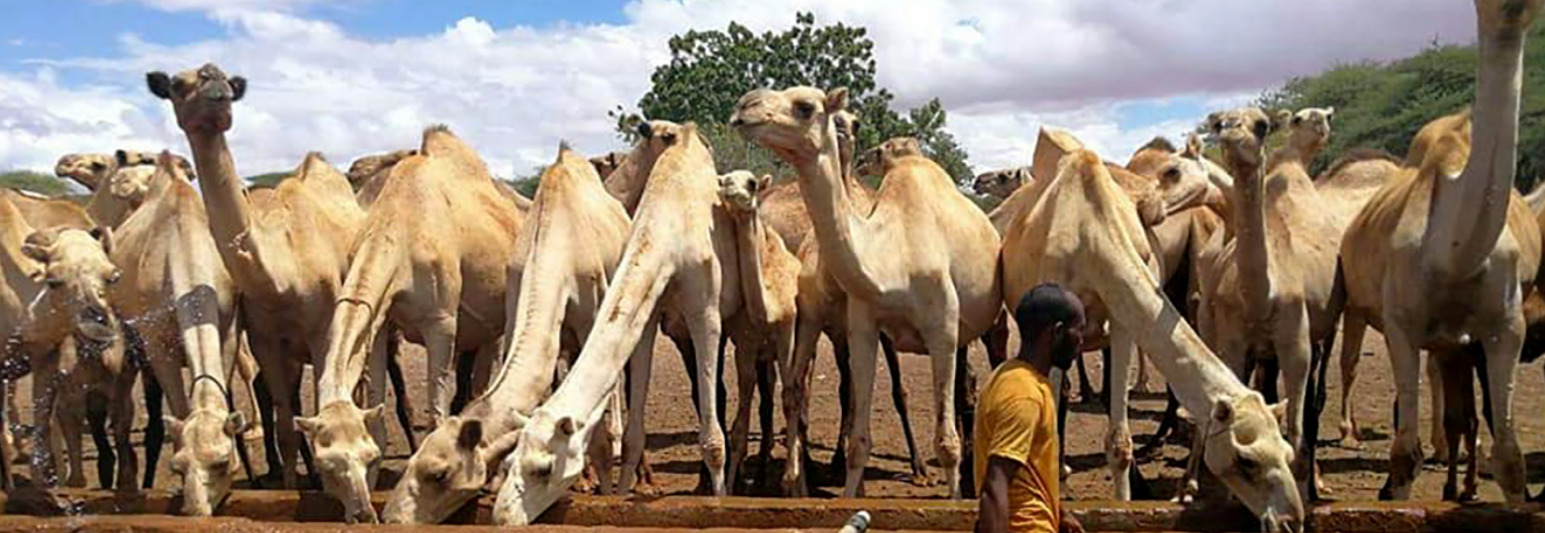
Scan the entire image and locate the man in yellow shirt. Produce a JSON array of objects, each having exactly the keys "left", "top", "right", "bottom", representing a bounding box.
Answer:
[{"left": 976, "top": 284, "right": 1085, "bottom": 533}]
